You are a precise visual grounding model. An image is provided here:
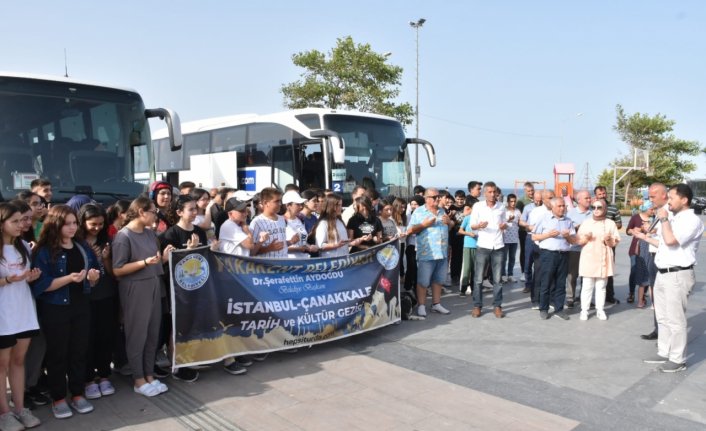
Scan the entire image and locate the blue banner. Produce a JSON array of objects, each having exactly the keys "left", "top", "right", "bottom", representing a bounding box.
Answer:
[{"left": 169, "top": 240, "right": 401, "bottom": 367}]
